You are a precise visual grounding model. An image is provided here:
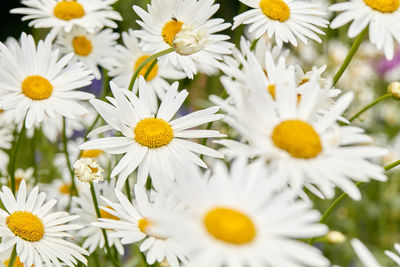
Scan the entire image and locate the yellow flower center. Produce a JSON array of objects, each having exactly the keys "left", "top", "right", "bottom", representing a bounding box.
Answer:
[
  {"left": 134, "top": 55, "right": 159, "bottom": 81},
  {"left": 260, "top": 0, "right": 290, "bottom": 22},
  {"left": 298, "top": 78, "right": 309, "bottom": 86},
  {"left": 204, "top": 207, "right": 256, "bottom": 245},
  {"left": 134, "top": 118, "right": 174, "bottom": 148},
  {"left": 138, "top": 218, "right": 151, "bottom": 234},
  {"left": 72, "top": 36, "right": 93, "bottom": 56},
  {"left": 363, "top": 0, "right": 399, "bottom": 13},
  {"left": 58, "top": 183, "right": 71, "bottom": 194},
  {"left": 81, "top": 149, "right": 103, "bottom": 158},
  {"left": 6, "top": 211, "right": 45, "bottom": 242},
  {"left": 267, "top": 84, "right": 276, "bottom": 100},
  {"left": 162, "top": 20, "right": 184, "bottom": 46},
  {"left": 22, "top": 75, "right": 53, "bottom": 100},
  {"left": 53, "top": 1, "right": 85, "bottom": 21},
  {"left": 271, "top": 119, "right": 322, "bottom": 159},
  {"left": 4, "top": 256, "right": 25, "bottom": 267},
  {"left": 100, "top": 206, "right": 120, "bottom": 220}
]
